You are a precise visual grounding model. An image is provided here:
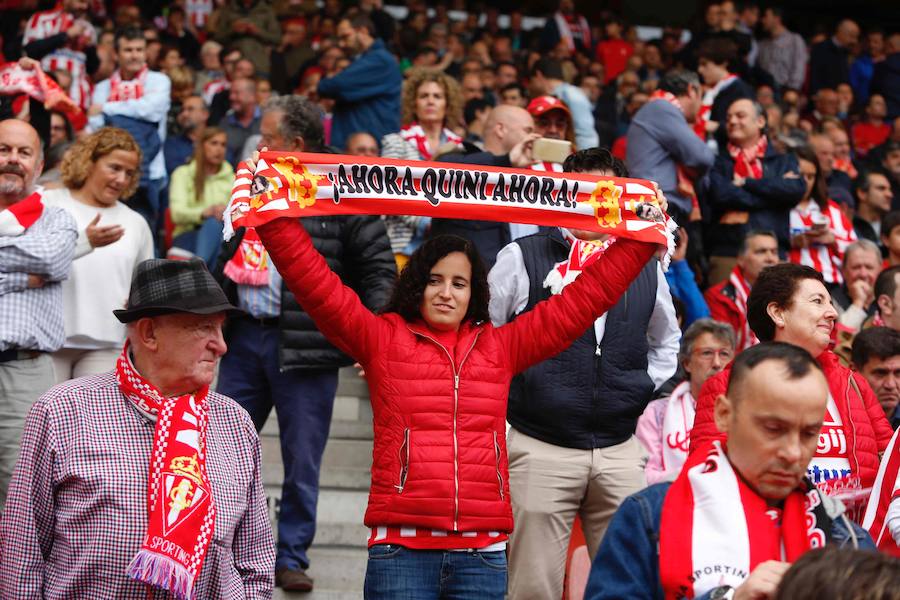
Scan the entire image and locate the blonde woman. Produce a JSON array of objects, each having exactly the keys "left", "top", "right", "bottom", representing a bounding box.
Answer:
[{"left": 42, "top": 127, "right": 154, "bottom": 382}]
